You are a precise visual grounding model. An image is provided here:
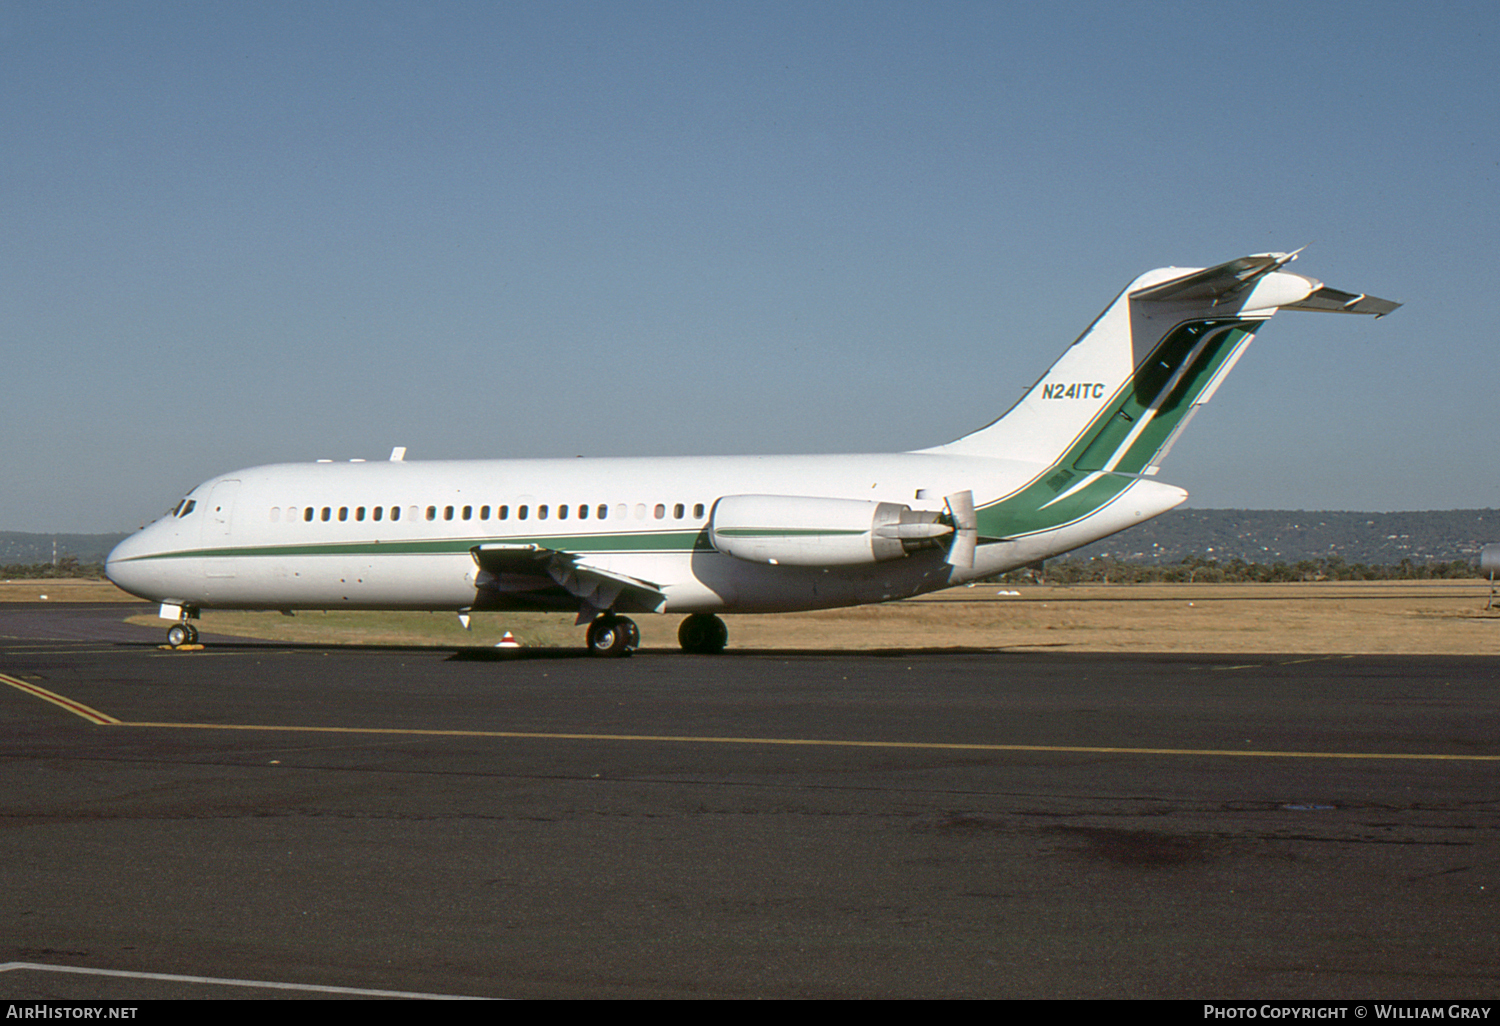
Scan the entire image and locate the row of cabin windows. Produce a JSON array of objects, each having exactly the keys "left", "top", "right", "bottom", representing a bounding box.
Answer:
[{"left": 268, "top": 502, "right": 708, "bottom": 524}]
